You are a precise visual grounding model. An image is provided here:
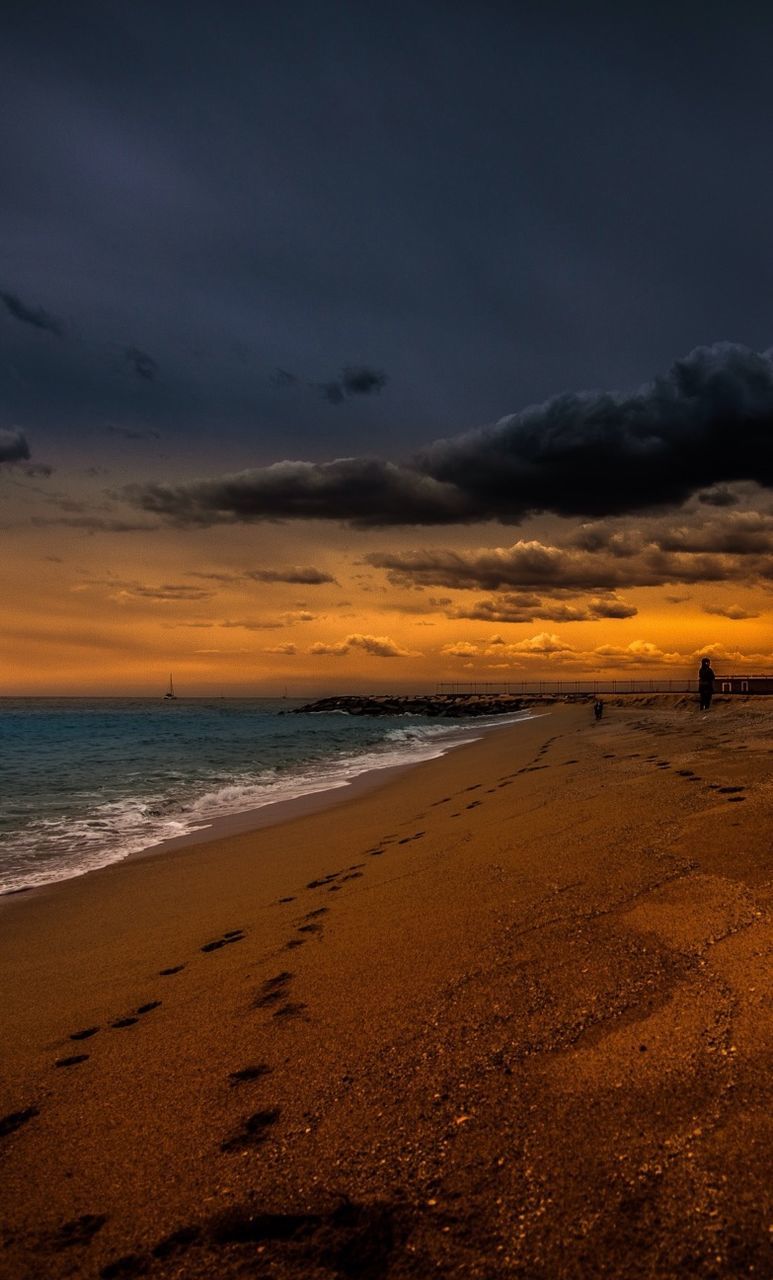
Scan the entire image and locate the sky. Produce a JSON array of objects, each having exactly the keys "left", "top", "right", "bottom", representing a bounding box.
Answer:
[{"left": 3, "top": 0, "right": 773, "bottom": 694}]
